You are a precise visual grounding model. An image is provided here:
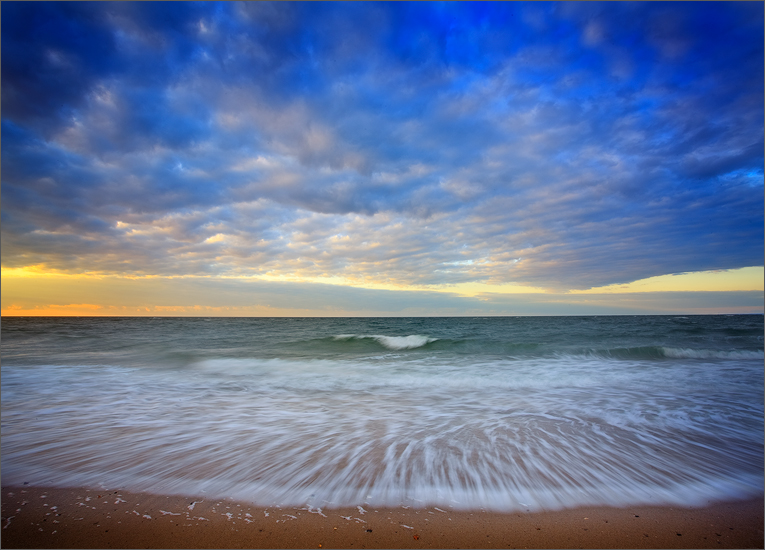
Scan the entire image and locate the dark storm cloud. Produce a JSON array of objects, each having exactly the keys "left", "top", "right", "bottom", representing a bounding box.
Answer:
[{"left": 1, "top": 1, "right": 762, "bottom": 290}]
